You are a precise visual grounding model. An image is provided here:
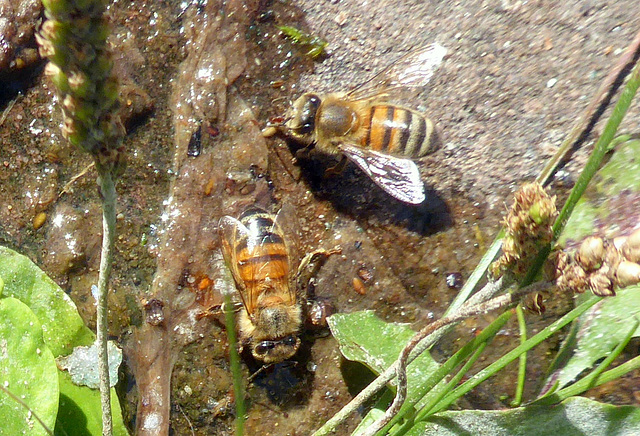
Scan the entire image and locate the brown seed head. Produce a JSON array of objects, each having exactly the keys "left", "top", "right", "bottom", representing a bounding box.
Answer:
[
  {"left": 615, "top": 260, "right": 640, "bottom": 288},
  {"left": 576, "top": 236, "right": 605, "bottom": 271},
  {"left": 588, "top": 273, "right": 614, "bottom": 297},
  {"left": 622, "top": 228, "right": 640, "bottom": 263}
]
